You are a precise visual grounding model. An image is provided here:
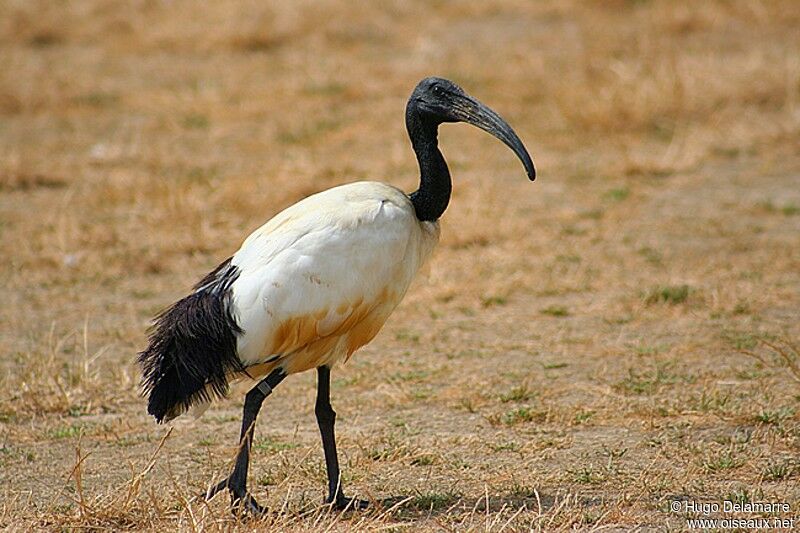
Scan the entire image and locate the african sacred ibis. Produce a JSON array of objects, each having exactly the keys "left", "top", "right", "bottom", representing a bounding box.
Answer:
[{"left": 138, "top": 77, "right": 535, "bottom": 515}]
